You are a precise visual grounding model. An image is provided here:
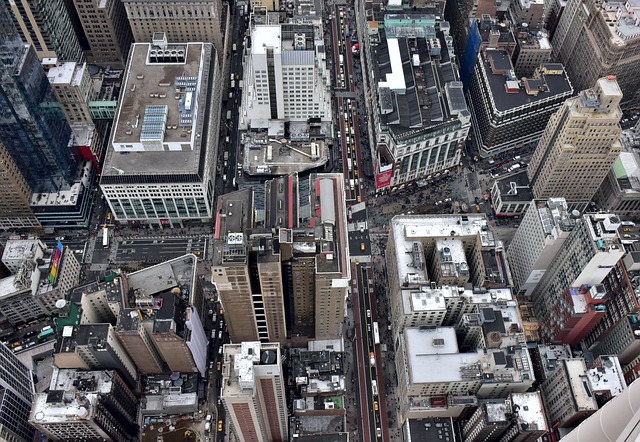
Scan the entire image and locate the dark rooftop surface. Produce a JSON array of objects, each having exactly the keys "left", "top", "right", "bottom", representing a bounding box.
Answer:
[
  {"left": 481, "top": 50, "right": 572, "bottom": 112},
  {"left": 407, "top": 417, "right": 456, "bottom": 442},
  {"left": 495, "top": 170, "right": 534, "bottom": 202}
]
